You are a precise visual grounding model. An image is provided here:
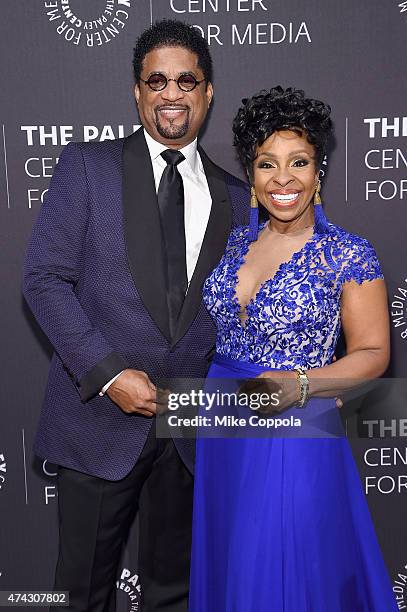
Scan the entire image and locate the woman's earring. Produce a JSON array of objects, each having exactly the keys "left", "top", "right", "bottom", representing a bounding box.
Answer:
[
  {"left": 249, "top": 186, "right": 259, "bottom": 241},
  {"left": 314, "top": 179, "right": 322, "bottom": 205},
  {"left": 313, "top": 178, "right": 330, "bottom": 233}
]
